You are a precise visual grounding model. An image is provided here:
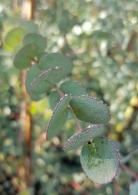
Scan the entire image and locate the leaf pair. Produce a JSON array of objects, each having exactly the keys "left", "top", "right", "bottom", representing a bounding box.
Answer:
[
  {"left": 48, "top": 80, "right": 87, "bottom": 109},
  {"left": 6, "top": 27, "right": 120, "bottom": 186},
  {"left": 4, "top": 28, "right": 46, "bottom": 69},
  {"left": 46, "top": 95, "right": 110, "bottom": 139},
  {"left": 46, "top": 94, "right": 119, "bottom": 185},
  {"left": 25, "top": 53, "right": 74, "bottom": 100},
  {"left": 25, "top": 65, "right": 60, "bottom": 100},
  {"left": 4, "top": 26, "right": 46, "bottom": 68},
  {"left": 14, "top": 33, "right": 47, "bottom": 69}
]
